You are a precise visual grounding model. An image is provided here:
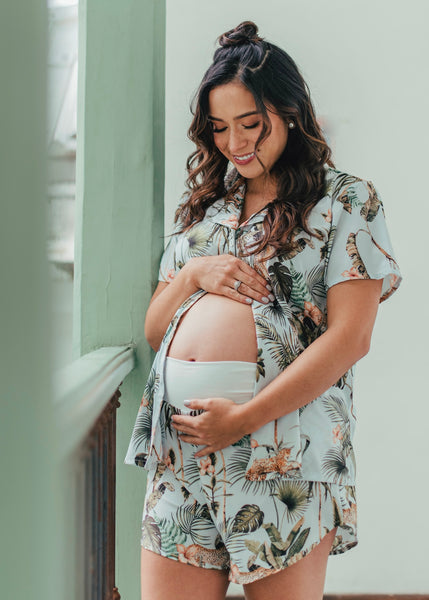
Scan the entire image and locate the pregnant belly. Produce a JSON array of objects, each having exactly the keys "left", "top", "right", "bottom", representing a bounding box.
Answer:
[{"left": 166, "top": 293, "right": 258, "bottom": 363}]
